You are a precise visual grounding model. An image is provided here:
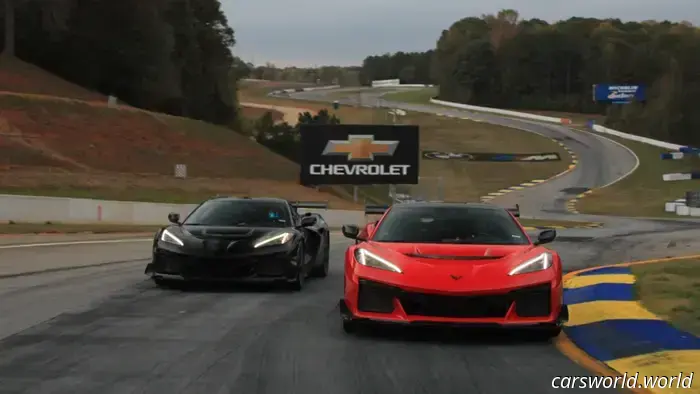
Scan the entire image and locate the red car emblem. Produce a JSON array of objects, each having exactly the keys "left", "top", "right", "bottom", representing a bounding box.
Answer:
[{"left": 450, "top": 274, "right": 462, "bottom": 280}]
